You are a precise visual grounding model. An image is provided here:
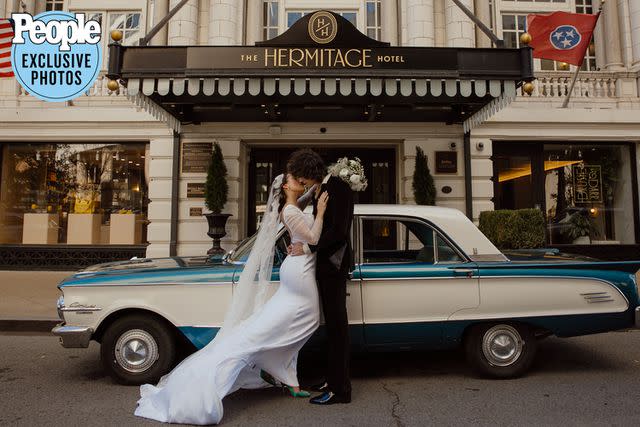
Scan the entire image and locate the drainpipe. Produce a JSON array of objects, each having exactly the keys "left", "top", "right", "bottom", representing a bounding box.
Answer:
[
  {"left": 169, "top": 130, "right": 181, "bottom": 257},
  {"left": 464, "top": 131, "right": 473, "bottom": 220}
]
